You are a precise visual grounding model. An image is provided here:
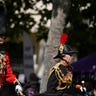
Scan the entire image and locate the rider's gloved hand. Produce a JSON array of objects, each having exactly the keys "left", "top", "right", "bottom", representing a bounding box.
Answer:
[
  {"left": 14, "top": 79, "right": 24, "bottom": 96},
  {"left": 15, "top": 84, "right": 23, "bottom": 93}
]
